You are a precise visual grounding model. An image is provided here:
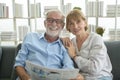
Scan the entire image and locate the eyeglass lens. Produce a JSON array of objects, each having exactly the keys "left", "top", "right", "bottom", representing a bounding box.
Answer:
[{"left": 46, "top": 18, "right": 63, "bottom": 24}]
